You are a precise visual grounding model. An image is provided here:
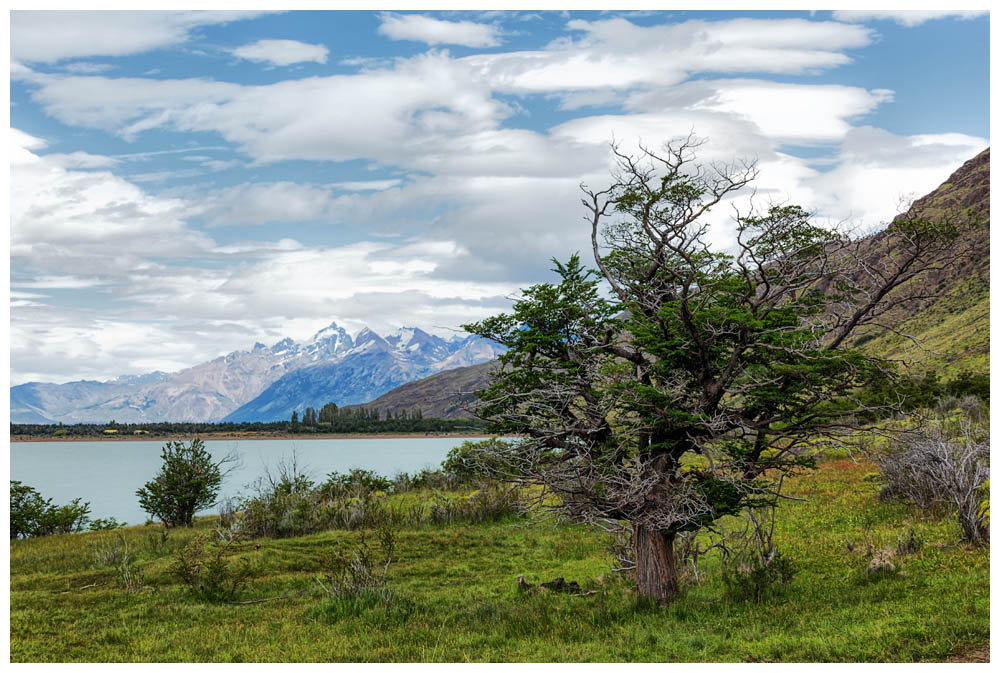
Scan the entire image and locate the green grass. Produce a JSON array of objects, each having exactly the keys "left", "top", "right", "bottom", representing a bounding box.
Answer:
[
  {"left": 859, "top": 275, "right": 989, "bottom": 377},
  {"left": 10, "top": 460, "right": 989, "bottom": 662}
]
